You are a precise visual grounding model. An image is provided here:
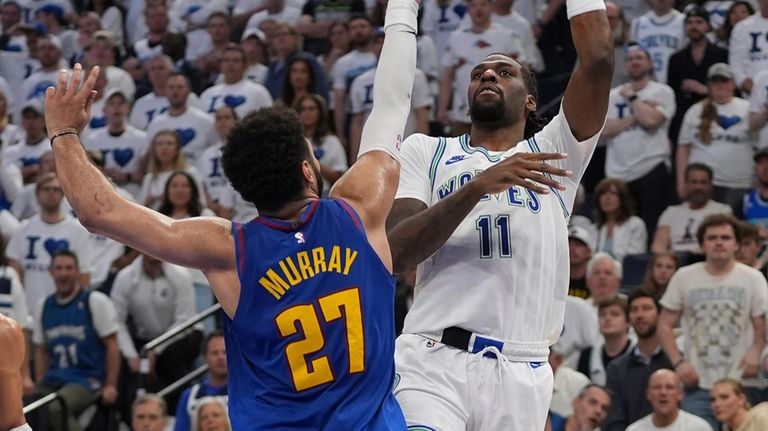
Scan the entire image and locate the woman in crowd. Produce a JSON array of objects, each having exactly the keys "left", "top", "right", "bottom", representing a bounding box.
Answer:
[
  {"left": 591, "top": 178, "right": 648, "bottom": 263},
  {"left": 139, "top": 130, "right": 205, "bottom": 209},
  {"left": 676, "top": 63, "right": 755, "bottom": 208},
  {"left": 716, "top": 1, "right": 755, "bottom": 46},
  {"left": 294, "top": 94, "right": 347, "bottom": 196},
  {"left": 158, "top": 171, "right": 215, "bottom": 220},
  {"left": 641, "top": 252, "right": 679, "bottom": 298},
  {"left": 711, "top": 378, "right": 768, "bottom": 430},
  {"left": 281, "top": 56, "right": 323, "bottom": 107},
  {"left": 319, "top": 22, "right": 350, "bottom": 80},
  {"left": 195, "top": 398, "right": 231, "bottom": 431}
]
